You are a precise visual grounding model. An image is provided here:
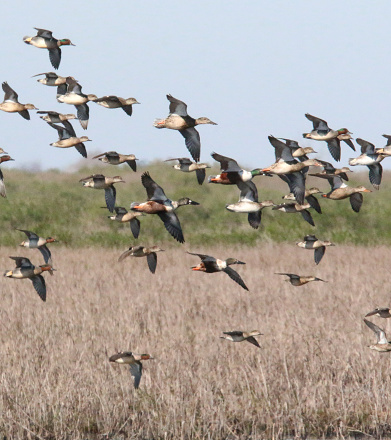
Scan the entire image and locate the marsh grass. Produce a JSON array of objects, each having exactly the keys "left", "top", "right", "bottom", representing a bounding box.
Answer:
[{"left": 1, "top": 244, "right": 391, "bottom": 439}]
